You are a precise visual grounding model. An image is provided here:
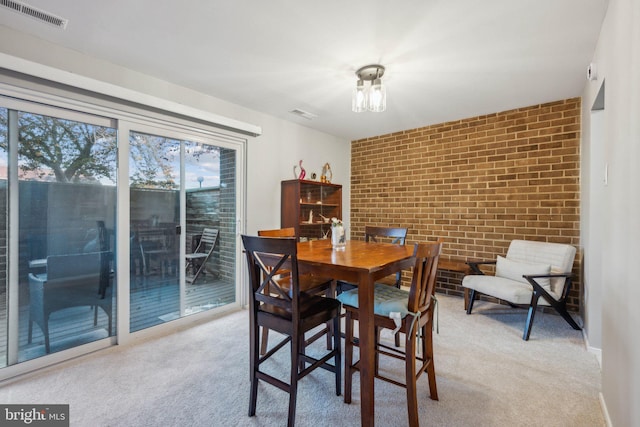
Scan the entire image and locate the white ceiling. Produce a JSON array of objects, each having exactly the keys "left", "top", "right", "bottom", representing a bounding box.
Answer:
[{"left": 0, "top": 0, "right": 608, "bottom": 141}]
